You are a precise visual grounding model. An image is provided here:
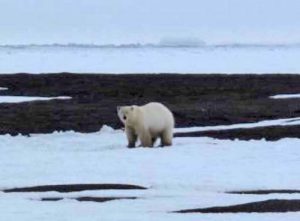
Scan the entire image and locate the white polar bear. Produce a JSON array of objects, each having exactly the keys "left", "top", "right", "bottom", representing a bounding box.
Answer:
[{"left": 117, "top": 102, "right": 175, "bottom": 148}]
